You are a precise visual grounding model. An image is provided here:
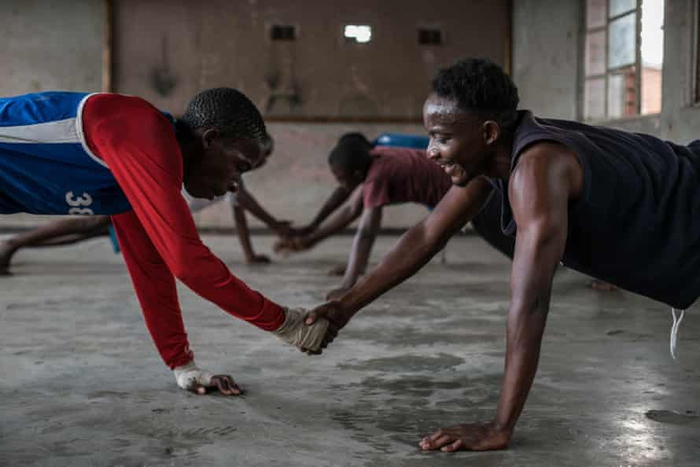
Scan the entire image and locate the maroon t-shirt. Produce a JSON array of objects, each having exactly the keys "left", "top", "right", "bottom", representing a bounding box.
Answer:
[{"left": 362, "top": 146, "right": 452, "bottom": 209}]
